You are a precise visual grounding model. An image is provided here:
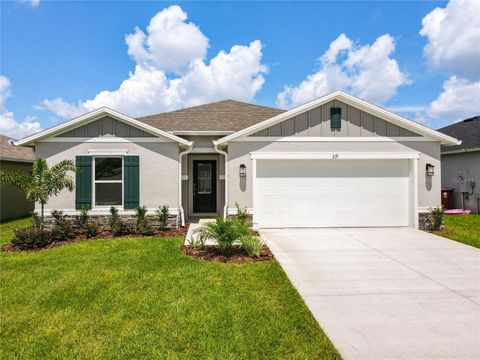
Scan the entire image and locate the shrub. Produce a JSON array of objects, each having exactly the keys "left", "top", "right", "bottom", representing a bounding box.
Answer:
[
  {"left": 156, "top": 205, "right": 169, "bottom": 230},
  {"left": 428, "top": 206, "right": 444, "bottom": 230},
  {"left": 78, "top": 205, "right": 90, "bottom": 227},
  {"left": 235, "top": 202, "right": 249, "bottom": 225},
  {"left": 187, "top": 233, "right": 206, "bottom": 250},
  {"left": 31, "top": 212, "right": 42, "bottom": 229},
  {"left": 108, "top": 206, "right": 132, "bottom": 236},
  {"left": 11, "top": 227, "right": 55, "bottom": 250},
  {"left": 83, "top": 220, "right": 99, "bottom": 238},
  {"left": 135, "top": 206, "right": 154, "bottom": 235},
  {"left": 193, "top": 217, "right": 250, "bottom": 252},
  {"left": 240, "top": 235, "right": 264, "bottom": 257},
  {"left": 51, "top": 209, "right": 74, "bottom": 241}
]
